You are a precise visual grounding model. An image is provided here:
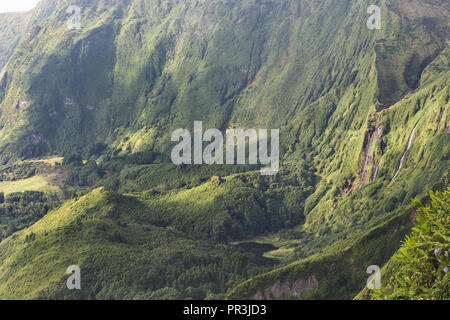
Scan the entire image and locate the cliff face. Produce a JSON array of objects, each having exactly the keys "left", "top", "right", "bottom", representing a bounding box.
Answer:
[
  {"left": 1, "top": 0, "right": 447, "bottom": 160},
  {"left": 0, "top": 0, "right": 58, "bottom": 71}
]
